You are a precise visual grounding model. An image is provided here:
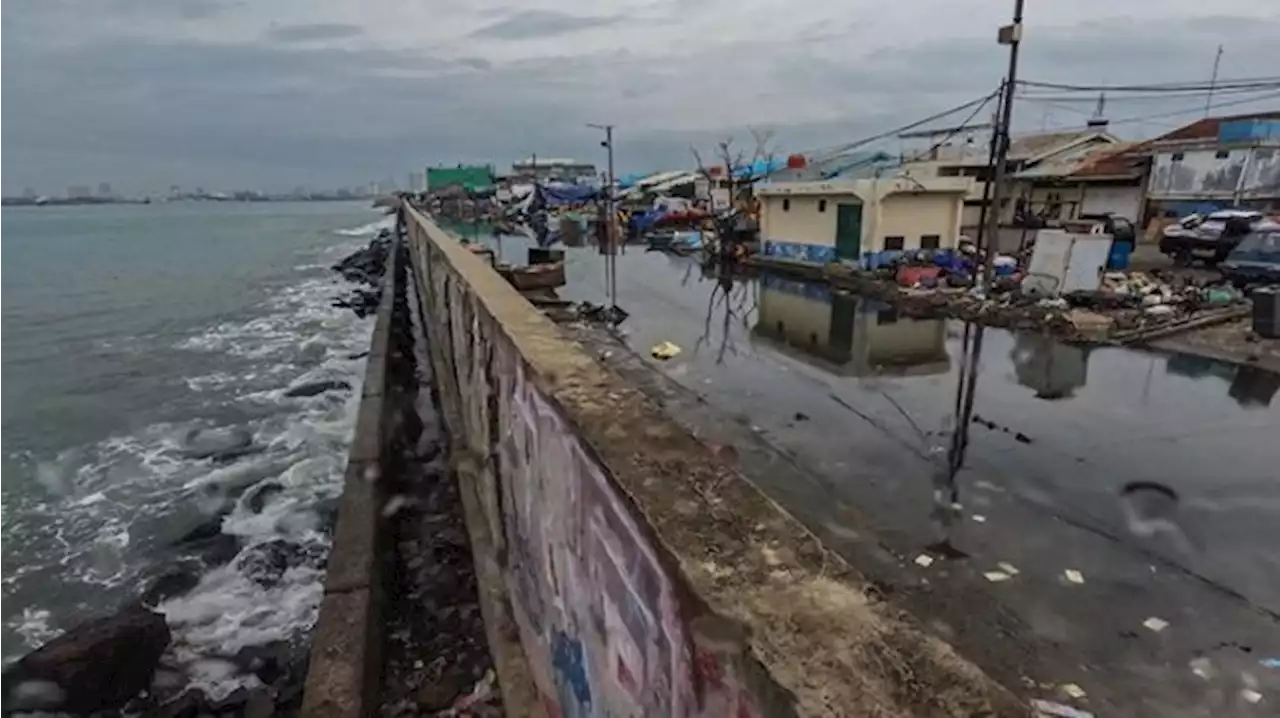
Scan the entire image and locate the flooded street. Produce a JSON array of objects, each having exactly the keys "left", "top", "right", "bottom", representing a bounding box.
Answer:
[{"left": 548, "top": 244, "right": 1280, "bottom": 715}]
